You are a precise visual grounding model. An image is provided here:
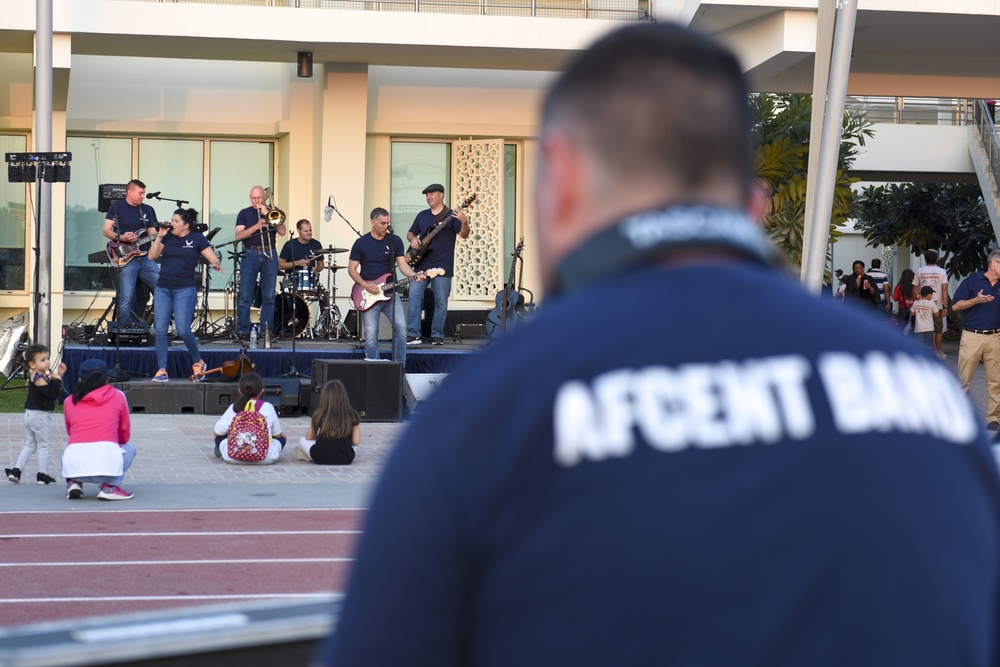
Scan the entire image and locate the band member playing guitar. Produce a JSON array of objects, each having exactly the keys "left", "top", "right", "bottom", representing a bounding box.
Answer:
[
  {"left": 102, "top": 179, "right": 160, "bottom": 323},
  {"left": 405, "top": 184, "right": 471, "bottom": 346},
  {"left": 348, "top": 207, "right": 424, "bottom": 363}
]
